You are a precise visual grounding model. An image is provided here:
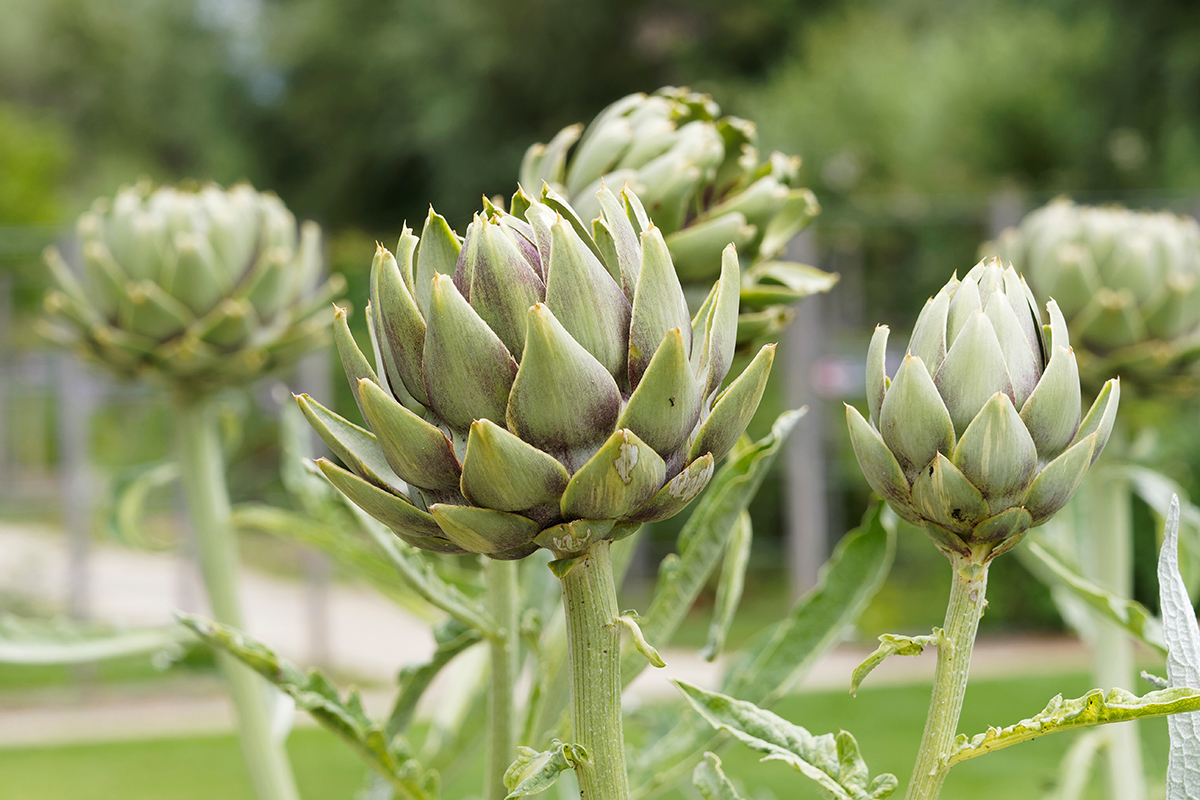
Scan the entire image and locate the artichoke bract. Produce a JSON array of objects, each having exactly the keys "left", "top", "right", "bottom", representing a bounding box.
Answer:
[
  {"left": 299, "top": 185, "right": 775, "bottom": 560},
  {"left": 520, "top": 87, "right": 836, "bottom": 350},
  {"left": 846, "top": 259, "right": 1120, "bottom": 562},
  {"left": 990, "top": 198, "right": 1200, "bottom": 396},
  {"left": 41, "top": 181, "right": 344, "bottom": 394}
]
